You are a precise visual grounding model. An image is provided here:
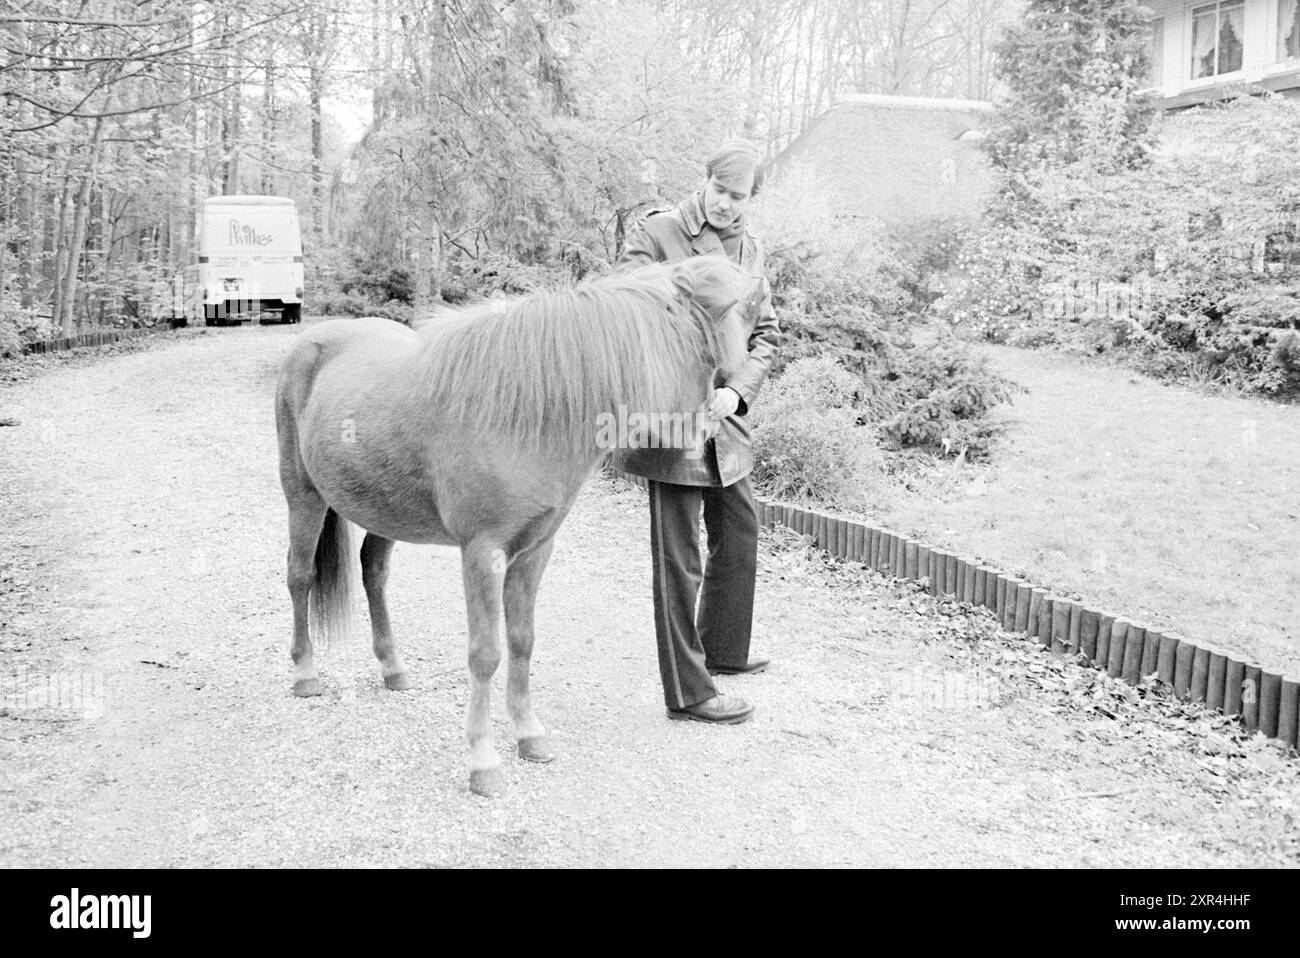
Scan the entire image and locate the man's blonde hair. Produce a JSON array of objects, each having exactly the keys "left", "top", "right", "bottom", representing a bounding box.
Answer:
[{"left": 705, "top": 139, "right": 764, "bottom": 197}]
